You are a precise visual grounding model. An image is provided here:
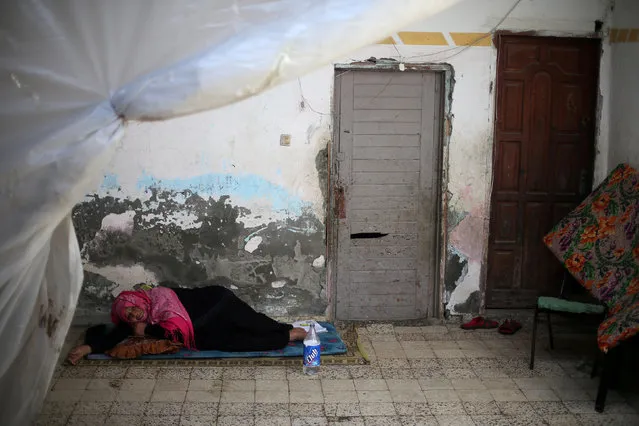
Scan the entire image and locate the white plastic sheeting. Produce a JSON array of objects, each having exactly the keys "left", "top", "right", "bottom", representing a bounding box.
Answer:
[{"left": 0, "top": 1, "right": 460, "bottom": 423}]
